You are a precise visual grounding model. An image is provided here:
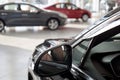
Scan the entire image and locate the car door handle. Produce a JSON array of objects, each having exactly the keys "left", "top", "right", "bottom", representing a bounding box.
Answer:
[
  {"left": 1, "top": 13, "right": 8, "bottom": 15},
  {"left": 22, "top": 14, "right": 28, "bottom": 16}
]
